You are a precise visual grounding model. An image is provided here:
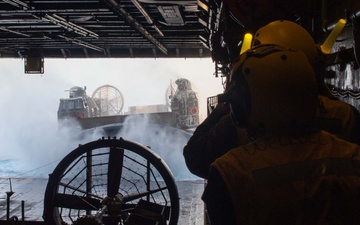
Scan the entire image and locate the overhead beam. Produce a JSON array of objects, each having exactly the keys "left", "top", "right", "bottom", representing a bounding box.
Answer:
[
  {"left": 131, "top": 0, "right": 164, "bottom": 36},
  {"left": 60, "top": 49, "right": 67, "bottom": 58},
  {"left": 0, "top": 9, "right": 111, "bottom": 14},
  {"left": 58, "top": 35, "right": 104, "bottom": 52},
  {"left": 137, "top": 0, "right": 196, "bottom": 4},
  {"left": 3, "top": 0, "right": 31, "bottom": 9},
  {"left": 0, "top": 26, "right": 30, "bottom": 37},
  {"left": 43, "top": 14, "right": 99, "bottom": 38},
  {"left": 101, "top": 0, "right": 168, "bottom": 55}
]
